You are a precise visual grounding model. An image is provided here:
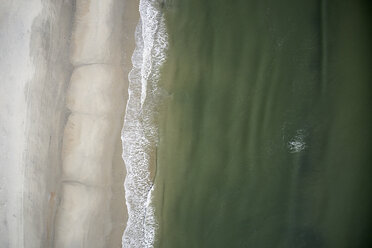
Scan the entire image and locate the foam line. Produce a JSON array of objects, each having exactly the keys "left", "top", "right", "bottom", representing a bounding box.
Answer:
[{"left": 121, "top": 1, "right": 168, "bottom": 247}]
